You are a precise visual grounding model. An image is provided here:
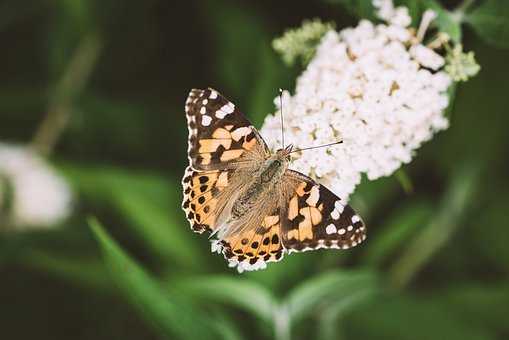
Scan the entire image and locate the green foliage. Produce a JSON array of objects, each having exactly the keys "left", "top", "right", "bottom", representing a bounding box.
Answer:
[
  {"left": 466, "top": 0, "right": 509, "bottom": 49},
  {"left": 362, "top": 200, "right": 434, "bottom": 267},
  {"left": 345, "top": 292, "right": 496, "bottom": 340},
  {"left": 325, "top": 0, "right": 377, "bottom": 21},
  {"left": 62, "top": 164, "right": 201, "bottom": 269},
  {"left": 173, "top": 275, "right": 276, "bottom": 323},
  {"left": 89, "top": 218, "right": 221, "bottom": 340},
  {"left": 389, "top": 162, "right": 481, "bottom": 288},
  {"left": 171, "top": 270, "right": 377, "bottom": 339}
]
